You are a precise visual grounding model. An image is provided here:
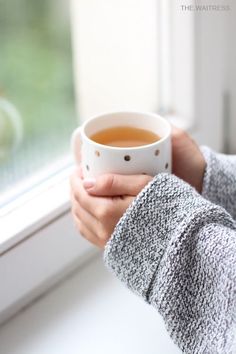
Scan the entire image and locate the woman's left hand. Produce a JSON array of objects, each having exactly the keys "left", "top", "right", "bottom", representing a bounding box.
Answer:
[{"left": 70, "top": 171, "right": 153, "bottom": 248}]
